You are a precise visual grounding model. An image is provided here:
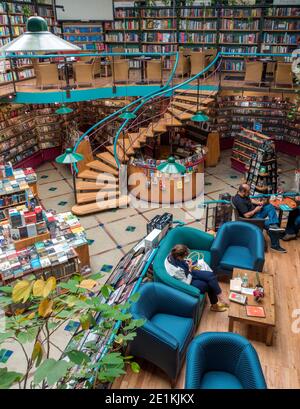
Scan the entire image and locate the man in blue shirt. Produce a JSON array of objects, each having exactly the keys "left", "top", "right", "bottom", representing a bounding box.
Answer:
[{"left": 233, "top": 184, "right": 286, "bottom": 253}]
